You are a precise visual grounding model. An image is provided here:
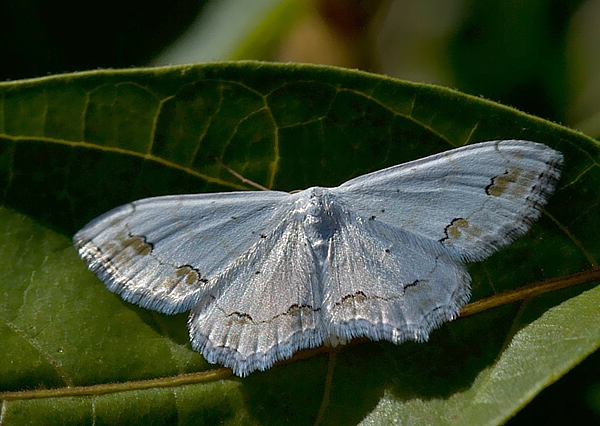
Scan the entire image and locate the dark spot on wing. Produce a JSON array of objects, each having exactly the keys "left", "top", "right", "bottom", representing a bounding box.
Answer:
[
  {"left": 404, "top": 280, "right": 420, "bottom": 292},
  {"left": 228, "top": 311, "right": 254, "bottom": 324},
  {"left": 175, "top": 265, "right": 205, "bottom": 286},
  {"left": 486, "top": 168, "right": 522, "bottom": 197},
  {"left": 440, "top": 217, "right": 468, "bottom": 245},
  {"left": 338, "top": 291, "right": 368, "bottom": 305},
  {"left": 285, "top": 304, "right": 317, "bottom": 316},
  {"left": 222, "top": 303, "right": 320, "bottom": 325},
  {"left": 116, "top": 232, "right": 153, "bottom": 256}
]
